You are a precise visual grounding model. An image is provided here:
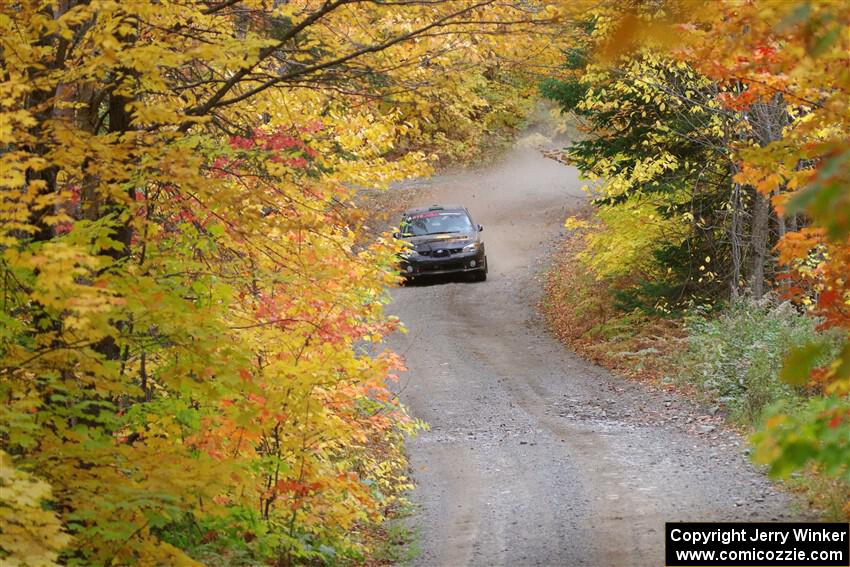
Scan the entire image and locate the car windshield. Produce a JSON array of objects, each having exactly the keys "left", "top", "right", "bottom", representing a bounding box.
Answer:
[{"left": 400, "top": 211, "right": 473, "bottom": 236}]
